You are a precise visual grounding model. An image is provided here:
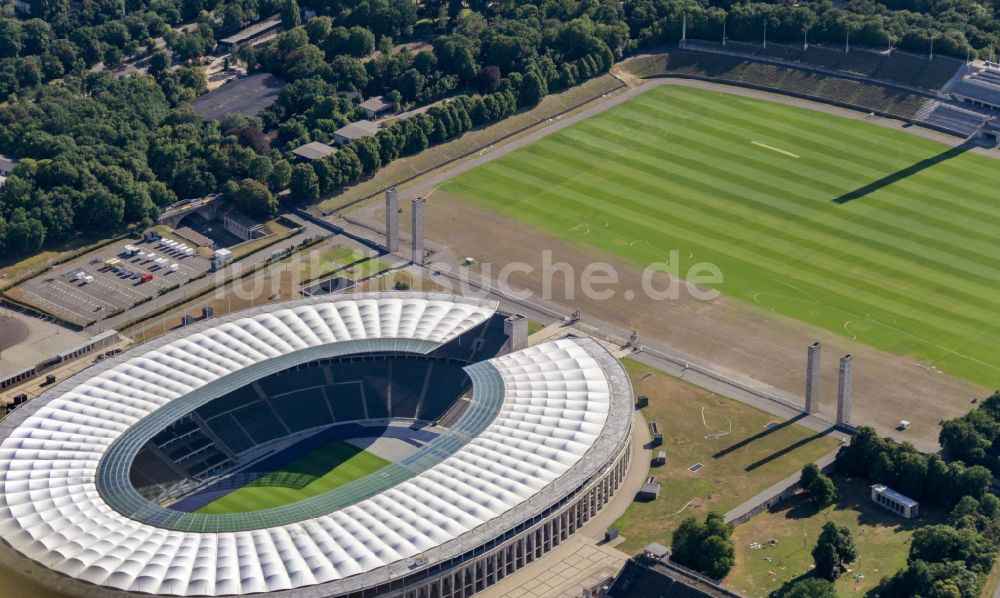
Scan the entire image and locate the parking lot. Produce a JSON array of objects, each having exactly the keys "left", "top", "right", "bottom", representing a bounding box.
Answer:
[{"left": 14, "top": 236, "right": 214, "bottom": 326}]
